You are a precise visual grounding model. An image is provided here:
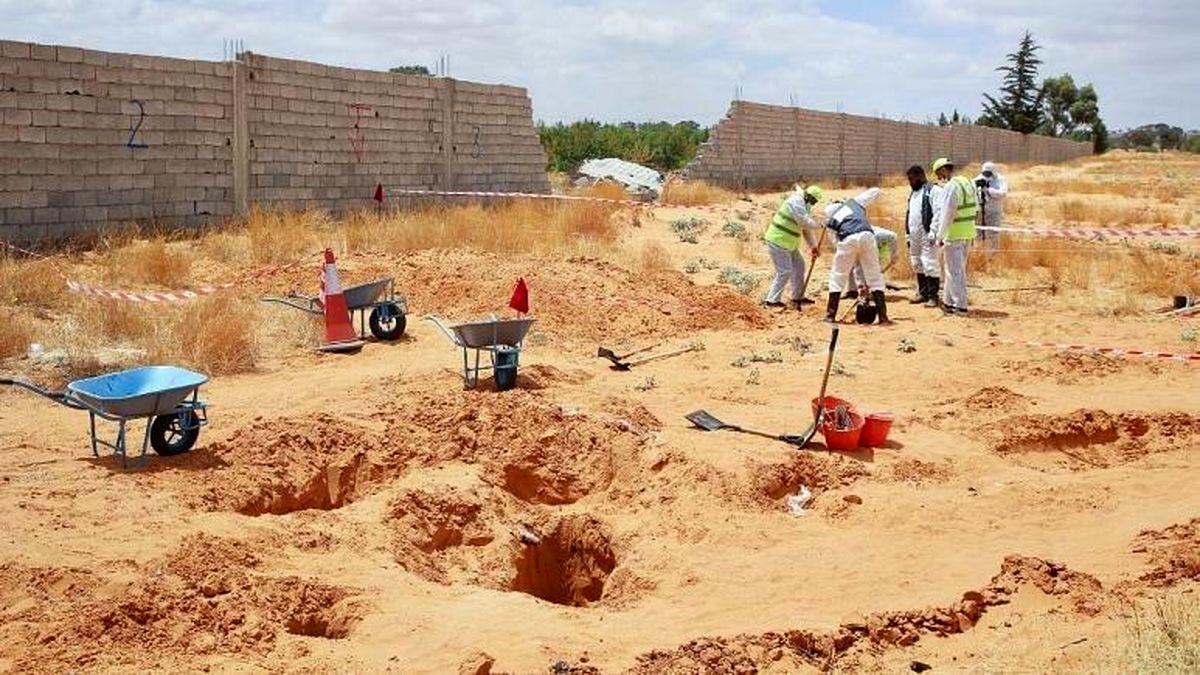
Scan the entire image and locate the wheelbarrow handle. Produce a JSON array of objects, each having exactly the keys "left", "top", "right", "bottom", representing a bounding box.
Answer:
[{"left": 1, "top": 377, "right": 82, "bottom": 408}]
